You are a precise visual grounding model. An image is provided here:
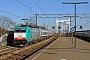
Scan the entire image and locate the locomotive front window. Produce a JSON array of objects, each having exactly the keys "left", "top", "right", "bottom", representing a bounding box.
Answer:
[
  {"left": 21, "top": 29, "right": 26, "bottom": 32},
  {"left": 15, "top": 29, "right": 26, "bottom": 32},
  {"left": 21, "top": 30, "right": 26, "bottom": 32},
  {"left": 15, "top": 30, "right": 20, "bottom": 32}
]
